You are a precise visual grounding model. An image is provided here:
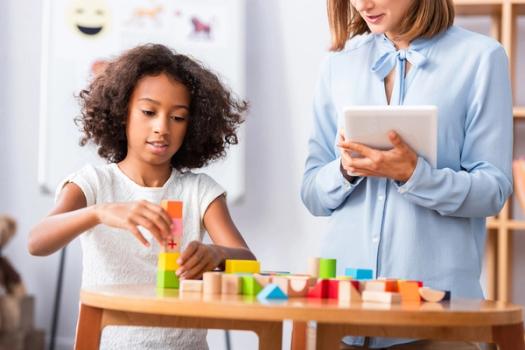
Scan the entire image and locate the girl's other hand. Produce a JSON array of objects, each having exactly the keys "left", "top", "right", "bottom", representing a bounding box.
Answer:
[
  {"left": 337, "top": 129, "right": 418, "bottom": 183},
  {"left": 176, "top": 241, "right": 224, "bottom": 280},
  {"left": 95, "top": 200, "right": 172, "bottom": 247}
]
